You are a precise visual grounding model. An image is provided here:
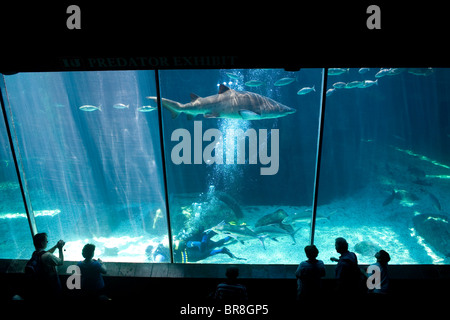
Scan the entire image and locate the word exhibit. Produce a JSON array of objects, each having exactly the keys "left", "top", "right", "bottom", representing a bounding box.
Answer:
[{"left": 170, "top": 121, "right": 279, "bottom": 175}]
